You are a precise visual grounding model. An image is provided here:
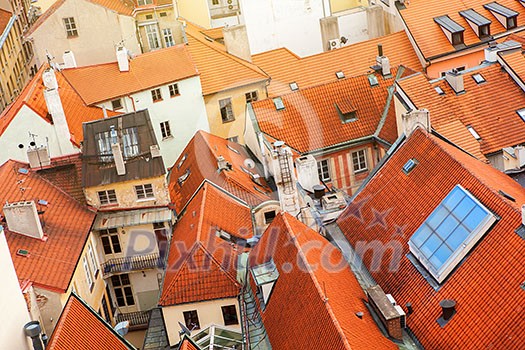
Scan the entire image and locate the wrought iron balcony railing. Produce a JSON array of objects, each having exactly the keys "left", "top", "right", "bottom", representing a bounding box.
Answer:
[
  {"left": 101, "top": 253, "right": 163, "bottom": 278},
  {"left": 116, "top": 310, "right": 151, "bottom": 330}
]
